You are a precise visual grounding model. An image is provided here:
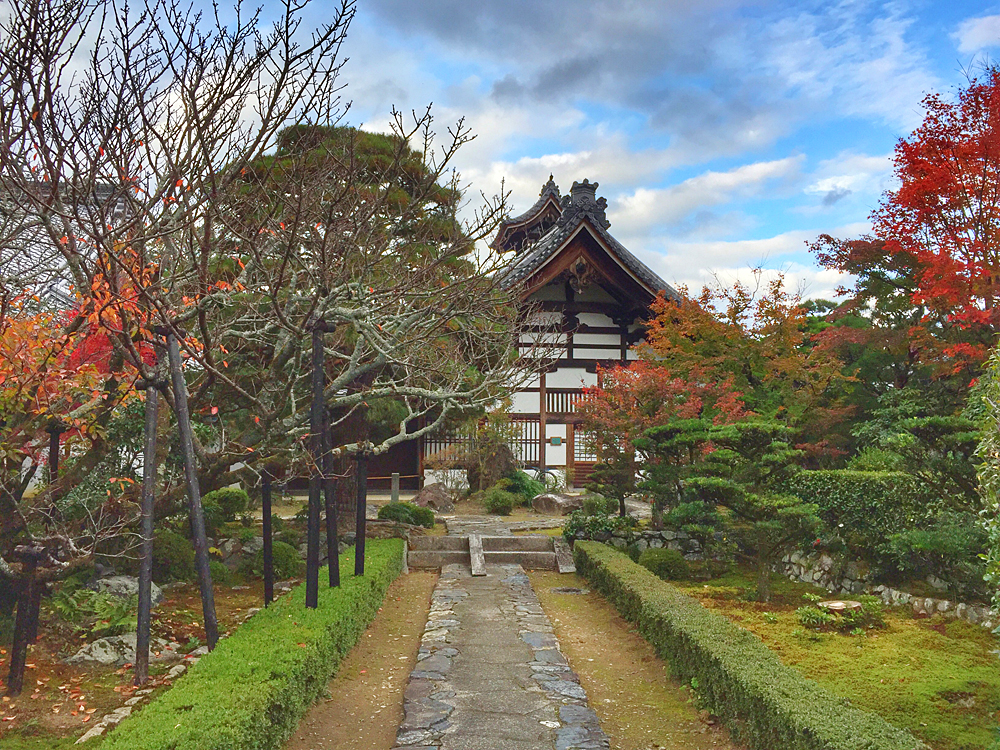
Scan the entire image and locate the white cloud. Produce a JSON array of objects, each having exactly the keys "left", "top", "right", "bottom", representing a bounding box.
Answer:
[
  {"left": 610, "top": 157, "right": 804, "bottom": 234},
  {"left": 803, "top": 151, "right": 894, "bottom": 207},
  {"left": 954, "top": 15, "right": 1000, "bottom": 54}
]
